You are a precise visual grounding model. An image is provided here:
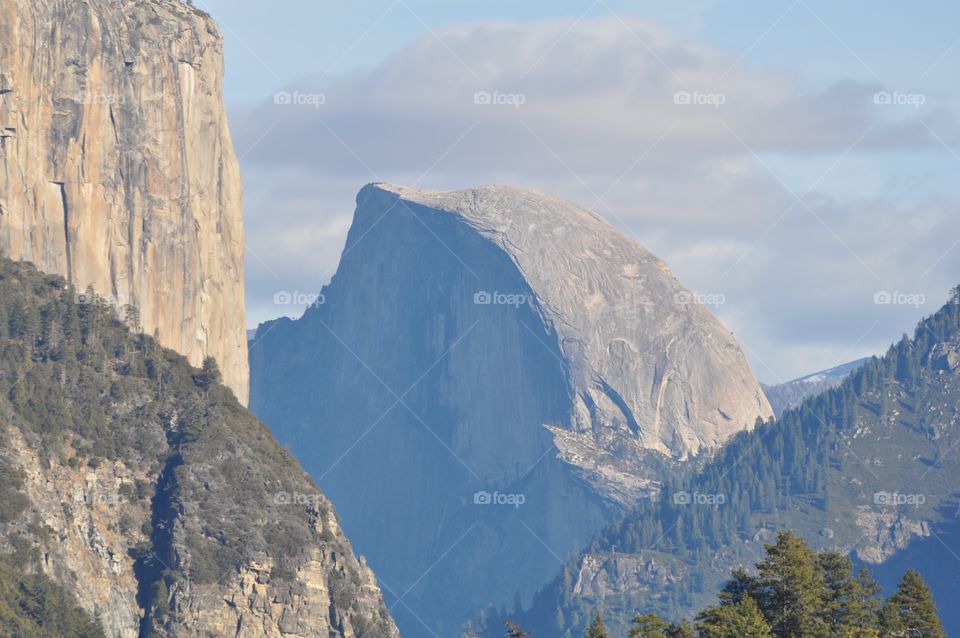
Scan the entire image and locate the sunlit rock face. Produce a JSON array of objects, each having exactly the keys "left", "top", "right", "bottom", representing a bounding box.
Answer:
[
  {"left": 0, "top": 0, "right": 249, "bottom": 402},
  {"left": 250, "top": 183, "right": 772, "bottom": 636}
]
